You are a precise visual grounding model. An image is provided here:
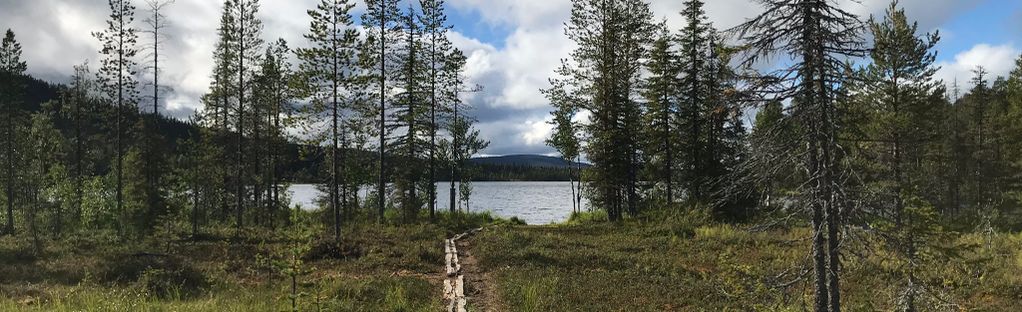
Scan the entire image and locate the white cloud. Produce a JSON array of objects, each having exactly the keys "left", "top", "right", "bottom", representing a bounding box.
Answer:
[
  {"left": 936, "top": 43, "right": 1020, "bottom": 87},
  {"left": 843, "top": 0, "right": 979, "bottom": 32},
  {"left": 449, "top": 0, "right": 984, "bottom": 154},
  {"left": 447, "top": 0, "right": 571, "bottom": 30},
  {"left": 0, "top": 0, "right": 1004, "bottom": 155},
  {"left": 521, "top": 116, "right": 554, "bottom": 146}
]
